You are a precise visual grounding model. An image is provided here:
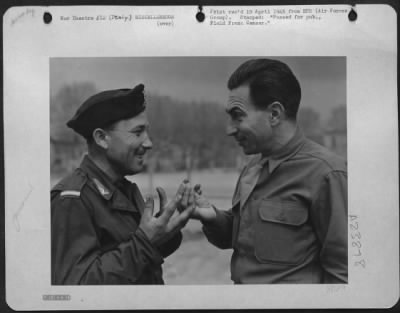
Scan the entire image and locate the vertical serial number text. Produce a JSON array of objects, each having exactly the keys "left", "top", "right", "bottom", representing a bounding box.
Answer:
[{"left": 349, "top": 215, "right": 366, "bottom": 268}]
